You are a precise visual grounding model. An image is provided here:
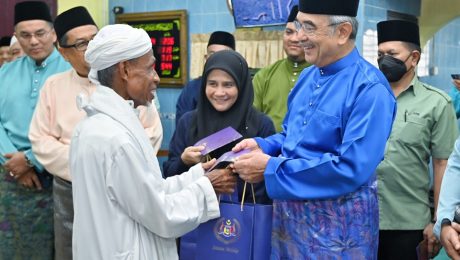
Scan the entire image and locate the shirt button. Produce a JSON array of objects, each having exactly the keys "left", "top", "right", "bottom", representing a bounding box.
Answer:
[
  {"left": 293, "top": 72, "right": 297, "bottom": 76},
  {"left": 320, "top": 69, "right": 324, "bottom": 75},
  {"left": 303, "top": 121, "right": 307, "bottom": 125},
  {"left": 35, "top": 70, "right": 39, "bottom": 73},
  {"left": 317, "top": 84, "right": 320, "bottom": 88},
  {"left": 309, "top": 102, "right": 313, "bottom": 106},
  {"left": 34, "top": 80, "right": 38, "bottom": 83},
  {"left": 291, "top": 79, "right": 295, "bottom": 82},
  {"left": 33, "top": 88, "right": 37, "bottom": 92}
]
